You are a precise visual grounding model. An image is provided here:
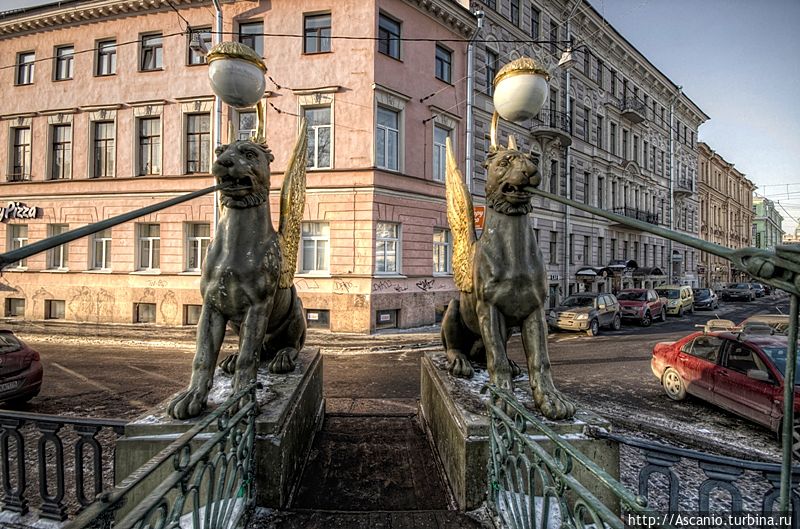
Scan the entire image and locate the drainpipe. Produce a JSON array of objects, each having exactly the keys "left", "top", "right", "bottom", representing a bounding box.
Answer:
[
  {"left": 562, "top": 26, "right": 571, "bottom": 296},
  {"left": 465, "top": 11, "right": 484, "bottom": 193},
  {"left": 212, "top": 0, "right": 223, "bottom": 228},
  {"left": 667, "top": 87, "right": 681, "bottom": 284}
]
